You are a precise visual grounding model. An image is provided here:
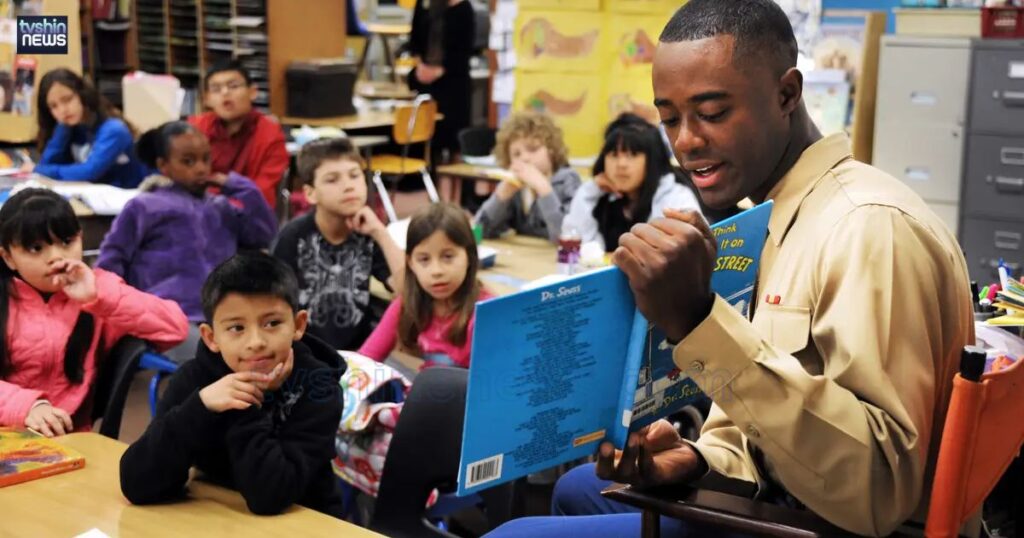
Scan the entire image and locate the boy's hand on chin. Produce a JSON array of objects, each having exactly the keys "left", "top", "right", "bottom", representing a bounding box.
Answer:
[
  {"left": 200, "top": 371, "right": 271, "bottom": 412},
  {"left": 346, "top": 207, "right": 387, "bottom": 238}
]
